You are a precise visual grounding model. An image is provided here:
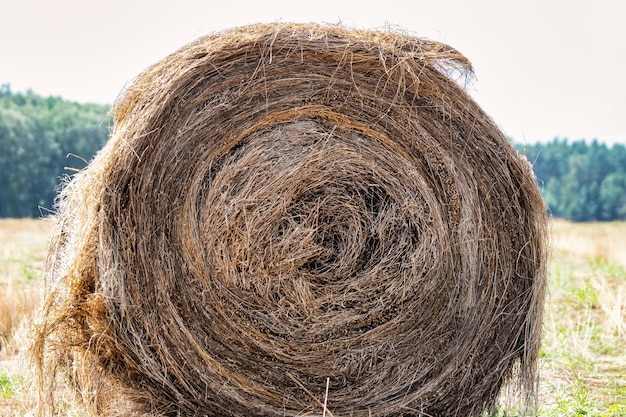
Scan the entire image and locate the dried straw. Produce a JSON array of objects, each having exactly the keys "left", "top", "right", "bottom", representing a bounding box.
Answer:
[{"left": 32, "top": 23, "right": 548, "bottom": 417}]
